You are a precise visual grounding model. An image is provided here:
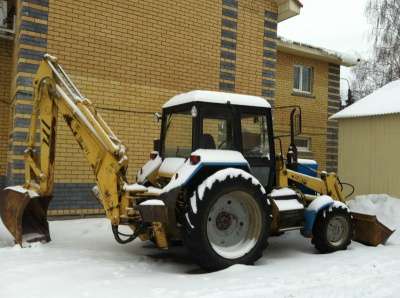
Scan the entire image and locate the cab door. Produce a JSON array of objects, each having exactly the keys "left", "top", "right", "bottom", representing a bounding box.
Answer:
[{"left": 239, "top": 109, "right": 275, "bottom": 190}]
